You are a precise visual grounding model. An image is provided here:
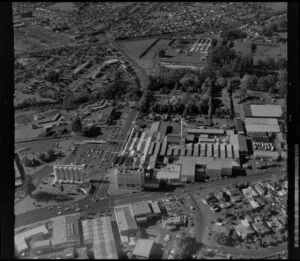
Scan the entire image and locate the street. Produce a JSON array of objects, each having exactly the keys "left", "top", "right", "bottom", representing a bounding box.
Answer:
[{"left": 15, "top": 170, "right": 284, "bottom": 228}]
